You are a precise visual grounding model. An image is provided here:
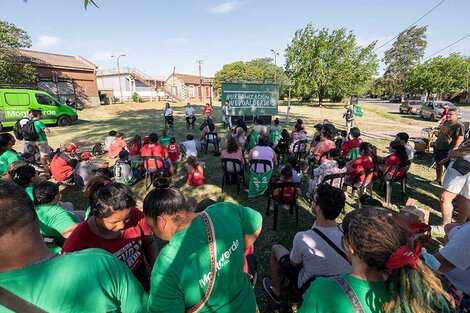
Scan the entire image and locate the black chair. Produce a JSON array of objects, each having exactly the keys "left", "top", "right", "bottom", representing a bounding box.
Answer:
[
  {"left": 143, "top": 156, "right": 165, "bottom": 190},
  {"left": 275, "top": 140, "right": 290, "bottom": 164},
  {"left": 309, "top": 151, "right": 330, "bottom": 177},
  {"left": 266, "top": 181, "right": 300, "bottom": 230},
  {"left": 377, "top": 162, "right": 411, "bottom": 204},
  {"left": 204, "top": 132, "right": 219, "bottom": 153},
  {"left": 164, "top": 116, "right": 174, "bottom": 131},
  {"left": 320, "top": 172, "right": 346, "bottom": 189},
  {"left": 292, "top": 139, "right": 308, "bottom": 162},
  {"left": 347, "top": 167, "right": 375, "bottom": 208},
  {"left": 221, "top": 158, "right": 246, "bottom": 195},
  {"left": 249, "top": 159, "right": 273, "bottom": 174}
]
